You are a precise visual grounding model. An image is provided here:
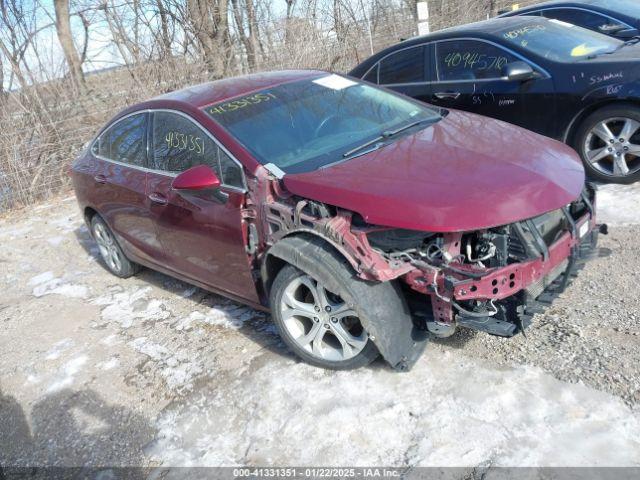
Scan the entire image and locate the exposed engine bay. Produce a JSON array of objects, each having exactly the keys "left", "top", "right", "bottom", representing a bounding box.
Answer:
[{"left": 250, "top": 173, "right": 605, "bottom": 370}]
